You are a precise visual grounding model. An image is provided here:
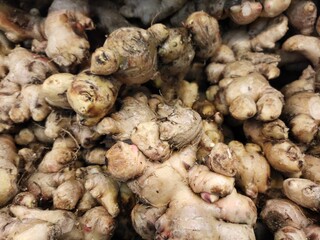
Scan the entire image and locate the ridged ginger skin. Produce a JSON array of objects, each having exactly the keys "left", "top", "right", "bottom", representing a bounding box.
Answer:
[
  {"left": 106, "top": 142, "right": 257, "bottom": 239},
  {"left": 91, "top": 24, "right": 168, "bottom": 85}
]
